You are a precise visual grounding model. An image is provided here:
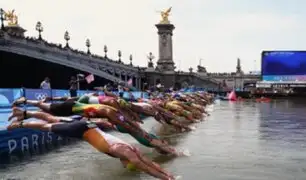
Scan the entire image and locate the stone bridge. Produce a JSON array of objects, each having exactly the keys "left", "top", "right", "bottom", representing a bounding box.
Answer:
[
  {"left": 207, "top": 73, "right": 261, "bottom": 89},
  {"left": 0, "top": 28, "right": 144, "bottom": 89},
  {"left": 0, "top": 12, "right": 222, "bottom": 90},
  {"left": 142, "top": 70, "right": 220, "bottom": 90}
]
